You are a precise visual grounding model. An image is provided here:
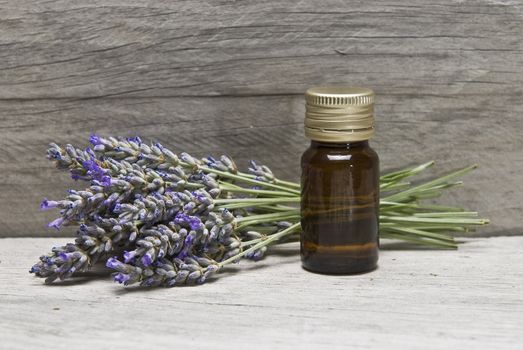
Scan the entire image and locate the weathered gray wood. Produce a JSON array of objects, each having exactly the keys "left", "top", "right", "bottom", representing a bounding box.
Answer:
[
  {"left": 1, "top": 0, "right": 522, "bottom": 237},
  {"left": 1, "top": 0, "right": 522, "bottom": 99},
  {"left": 1, "top": 237, "right": 522, "bottom": 349}
]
